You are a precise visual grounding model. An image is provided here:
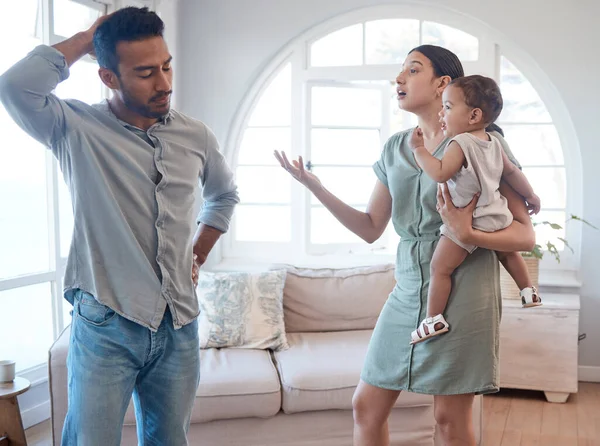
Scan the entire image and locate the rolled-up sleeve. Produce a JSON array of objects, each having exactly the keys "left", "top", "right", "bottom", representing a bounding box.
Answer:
[
  {"left": 197, "top": 127, "right": 239, "bottom": 232},
  {"left": 0, "top": 45, "right": 74, "bottom": 148},
  {"left": 373, "top": 138, "right": 392, "bottom": 188}
]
